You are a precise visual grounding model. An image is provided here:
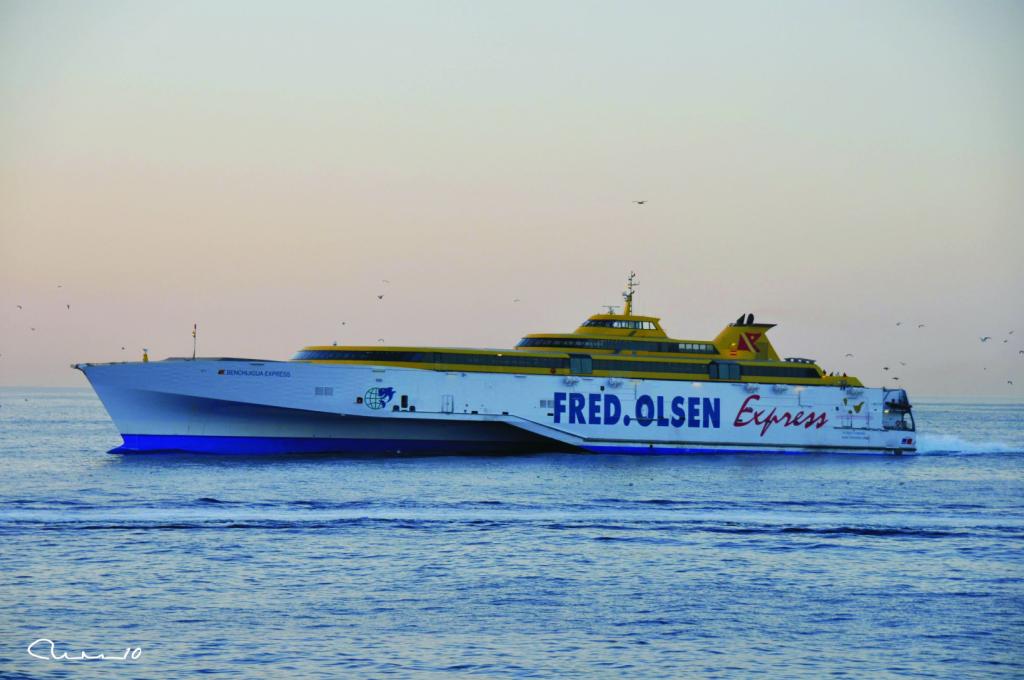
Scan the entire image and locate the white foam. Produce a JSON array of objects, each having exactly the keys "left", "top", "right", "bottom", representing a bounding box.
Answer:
[{"left": 915, "top": 433, "right": 1016, "bottom": 454}]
